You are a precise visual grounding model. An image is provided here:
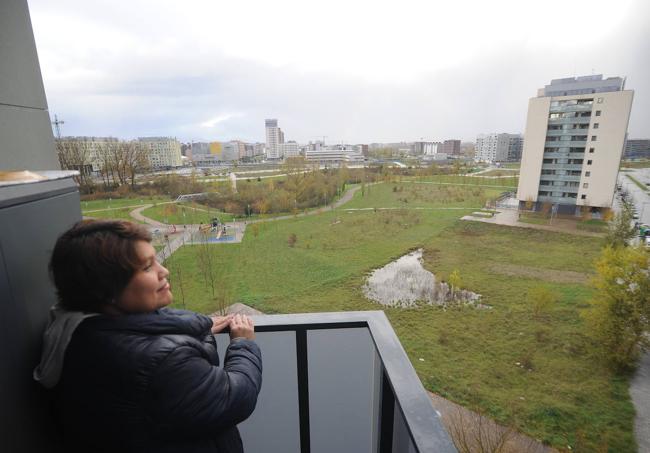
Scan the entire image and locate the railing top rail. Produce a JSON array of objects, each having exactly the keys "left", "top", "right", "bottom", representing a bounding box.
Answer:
[{"left": 251, "top": 311, "right": 457, "bottom": 453}]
